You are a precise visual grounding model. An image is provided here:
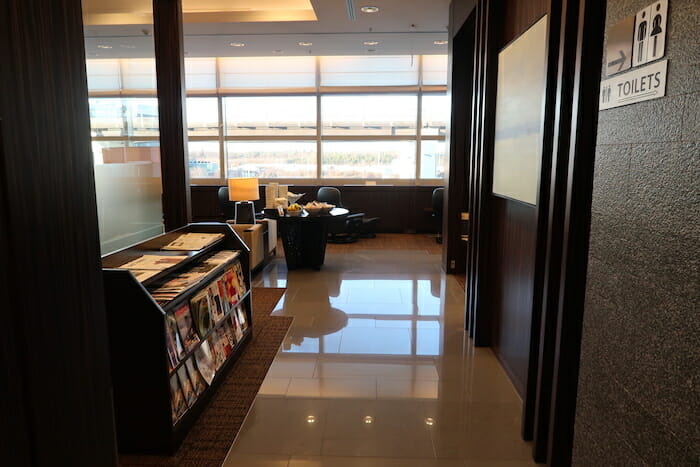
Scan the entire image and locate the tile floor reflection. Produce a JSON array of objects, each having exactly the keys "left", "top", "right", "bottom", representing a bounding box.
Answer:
[{"left": 223, "top": 235, "right": 535, "bottom": 466}]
